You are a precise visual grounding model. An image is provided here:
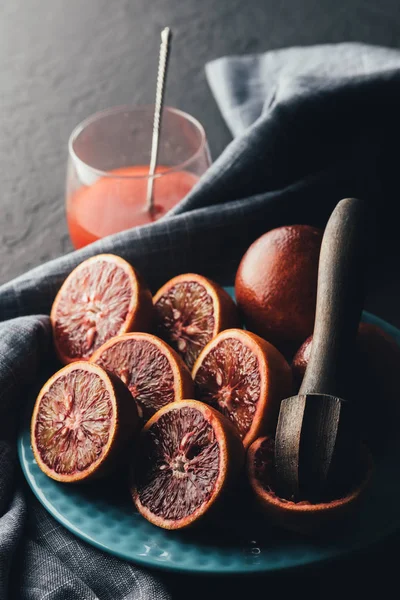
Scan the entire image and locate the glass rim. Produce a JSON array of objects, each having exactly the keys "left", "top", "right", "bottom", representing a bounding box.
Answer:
[{"left": 68, "top": 104, "right": 208, "bottom": 180}]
